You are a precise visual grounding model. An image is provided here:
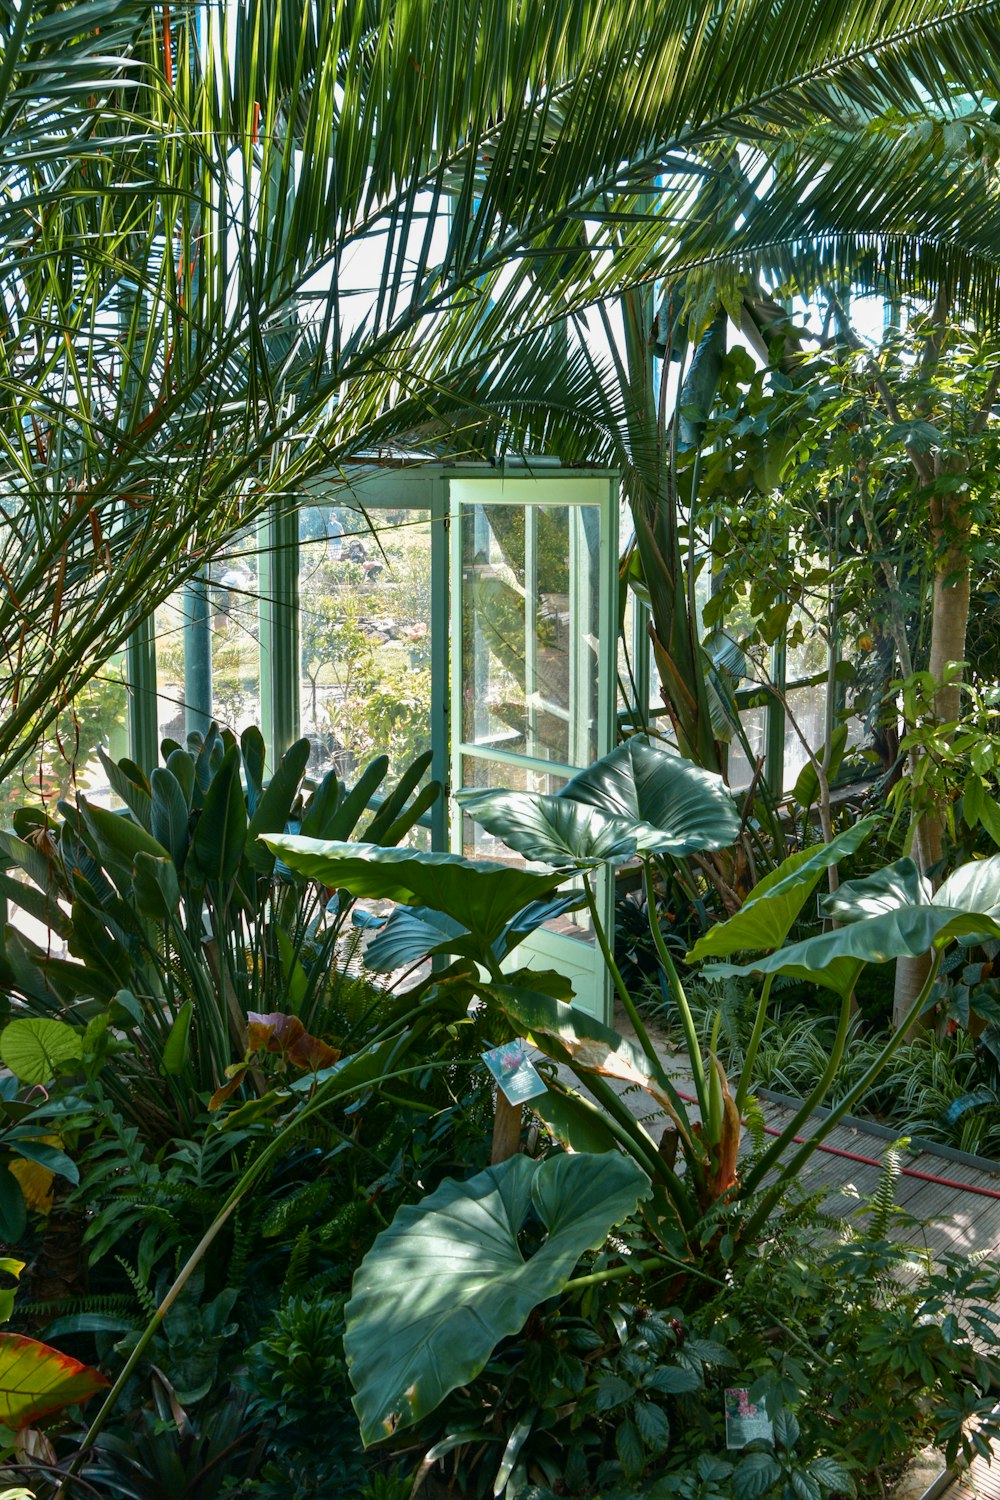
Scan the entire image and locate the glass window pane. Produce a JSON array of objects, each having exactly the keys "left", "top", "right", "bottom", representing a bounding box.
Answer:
[
  {"left": 725, "top": 706, "right": 767, "bottom": 791},
  {"left": 209, "top": 543, "right": 261, "bottom": 737},
  {"left": 461, "top": 501, "right": 601, "bottom": 766},
  {"left": 783, "top": 683, "right": 827, "bottom": 792},
  {"left": 0, "top": 659, "right": 128, "bottom": 825},
  {"left": 155, "top": 592, "right": 187, "bottom": 746},
  {"left": 298, "top": 504, "right": 432, "bottom": 783}
]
